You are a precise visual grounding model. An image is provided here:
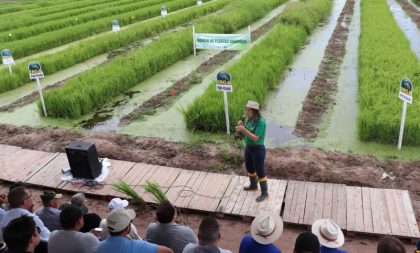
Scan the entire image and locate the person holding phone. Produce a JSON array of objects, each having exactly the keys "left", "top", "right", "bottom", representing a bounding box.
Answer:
[{"left": 235, "top": 100, "right": 268, "bottom": 202}]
